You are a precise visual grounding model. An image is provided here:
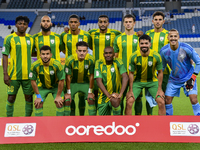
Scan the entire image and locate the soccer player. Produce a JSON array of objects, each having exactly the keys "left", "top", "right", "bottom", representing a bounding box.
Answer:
[
  {"left": 126, "top": 34, "right": 165, "bottom": 115},
  {"left": 33, "top": 15, "right": 64, "bottom": 62},
  {"left": 2, "top": 16, "right": 34, "bottom": 117},
  {"left": 135, "top": 11, "right": 169, "bottom": 115},
  {"left": 114, "top": 14, "right": 140, "bottom": 114},
  {"left": 94, "top": 46, "right": 128, "bottom": 115},
  {"left": 61, "top": 14, "right": 92, "bottom": 115},
  {"left": 29, "top": 45, "right": 65, "bottom": 116},
  {"left": 160, "top": 29, "right": 200, "bottom": 116},
  {"left": 64, "top": 41, "right": 96, "bottom": 116}
]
